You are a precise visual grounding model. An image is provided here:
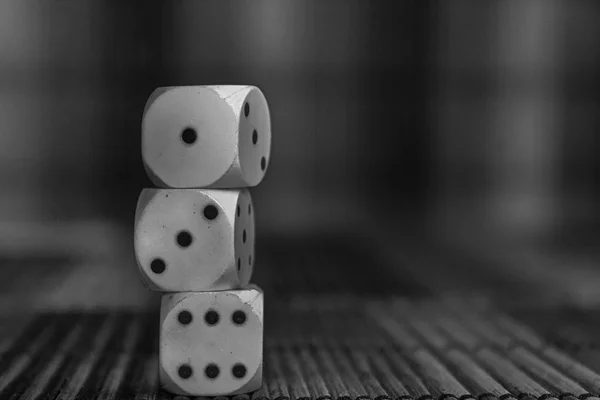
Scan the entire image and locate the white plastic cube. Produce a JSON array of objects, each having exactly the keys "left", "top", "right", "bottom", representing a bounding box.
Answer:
[
  {"left": 159, "top": 287, "right": 264, "bottom": 396},
  {"left": 134, "top": 188, "right": 255, "bottom": 292},
  {"left": 142, "top": 85, "right": 271, "bottom": 189}
]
